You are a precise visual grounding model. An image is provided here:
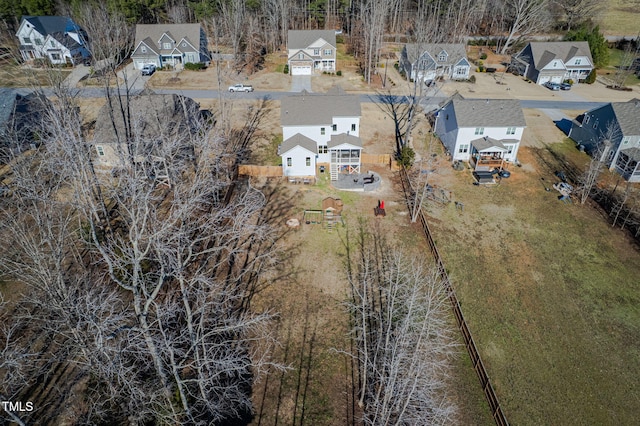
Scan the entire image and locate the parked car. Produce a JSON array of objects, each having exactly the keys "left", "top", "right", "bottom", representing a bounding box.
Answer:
[
  {"left": 560, "top": 82, "right": 572, "bottom": 90},
  {"left": 141, "top": 64, "right": 156, "bottom": 76},
  {"left": 492, "top": 168, "right": 511, "bottom": 178},
  {"left": 553, "top": 182, "right": 574, "bottom": 196},
  {"left": 228, "top": 83, "right": 254, "bottom": 92},
  {"left": 544, "top": 81, "right": 560, "bottom": 91}
]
